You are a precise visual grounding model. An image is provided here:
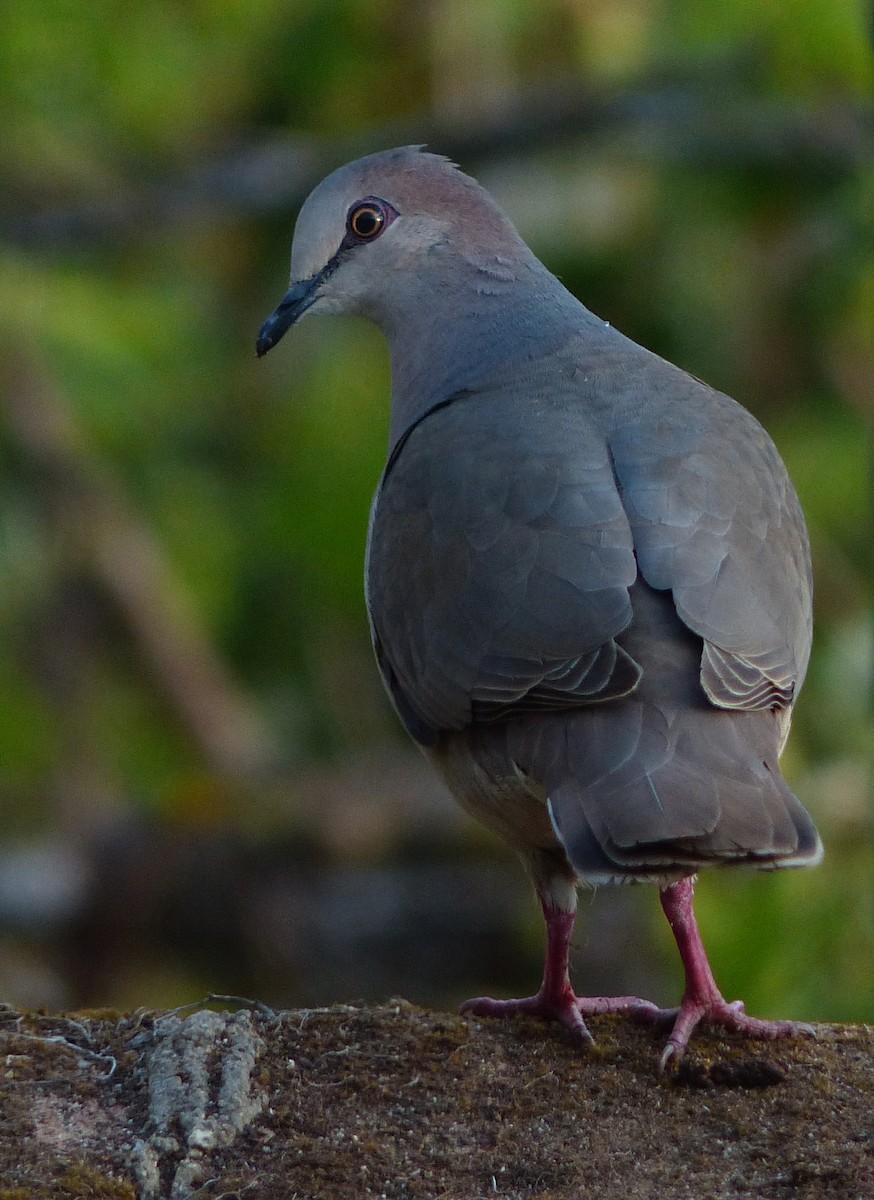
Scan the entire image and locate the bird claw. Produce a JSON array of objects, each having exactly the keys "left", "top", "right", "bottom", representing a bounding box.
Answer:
[
  {"left": 462, "top": 989, "right": 815, "bottom": 1068},
  {"left": 460, "top": 991, "right": 596, "bottom": 1044},
  {"left": 653, "top": 997, "right": 816, "bottom": 1071},
  {"left": 460, "top": 990, "right": 674, "bottom": 1048},
  {"left": 659, "top": 1040, "right": 681, "bottom": 1072}
]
